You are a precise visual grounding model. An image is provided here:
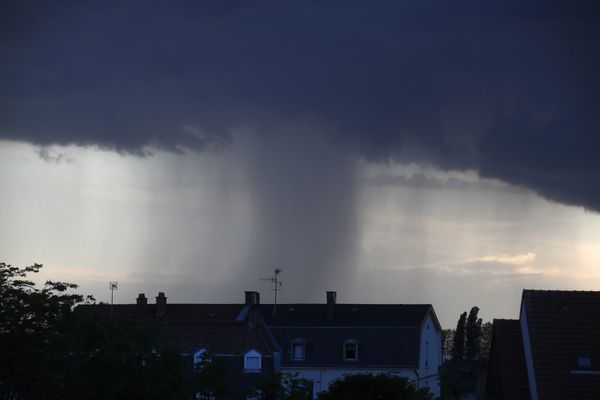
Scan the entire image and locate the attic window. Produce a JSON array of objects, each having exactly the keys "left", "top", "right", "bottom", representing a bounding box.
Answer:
[
  {"left": 577, "top": 356, "right": 592, "bottom": 368},
  {"left": 244, "top": 349, "right": 262, "bottom": 372},
  {"left": 343, "top": 339, "right": 358, "bottom": 361}
]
